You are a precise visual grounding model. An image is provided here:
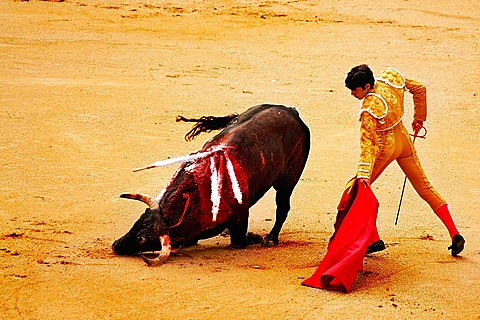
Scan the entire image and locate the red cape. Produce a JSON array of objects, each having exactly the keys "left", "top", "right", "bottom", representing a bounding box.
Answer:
[{"left": 302, "top": 179, "right": 379, "bottom": 292}]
